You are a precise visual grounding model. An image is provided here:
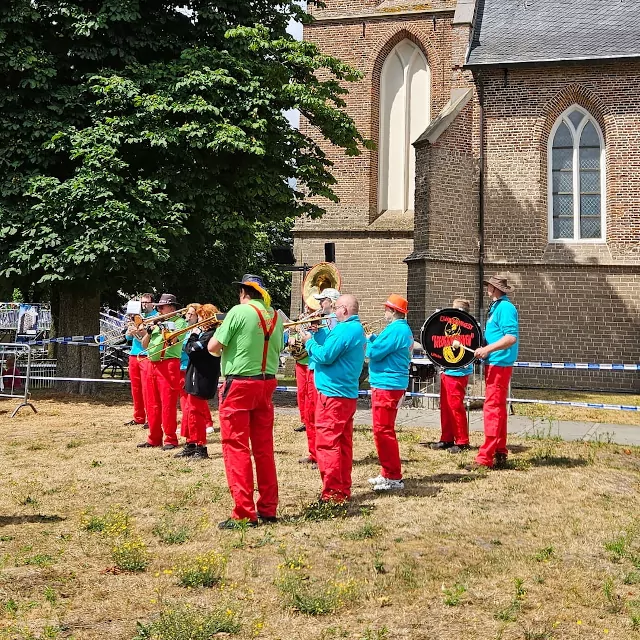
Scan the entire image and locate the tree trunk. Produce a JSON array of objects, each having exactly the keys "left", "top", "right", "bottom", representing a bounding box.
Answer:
[{"left": 56, "top": 288, "right": 101, "bottom": 395}]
